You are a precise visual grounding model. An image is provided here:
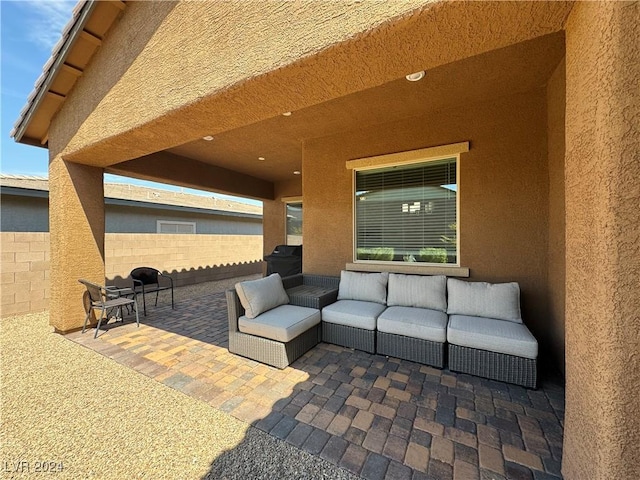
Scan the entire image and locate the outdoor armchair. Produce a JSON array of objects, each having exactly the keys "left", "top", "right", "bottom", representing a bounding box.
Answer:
[
  {"left": 226, "top": 273, "right": 338, "bottom": 368},
  {"left": 79, "top": 279, "right": 140, "bottom": 338},
  {"left": 130, "top": 267, "right": 175, "bottom": 315}
]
